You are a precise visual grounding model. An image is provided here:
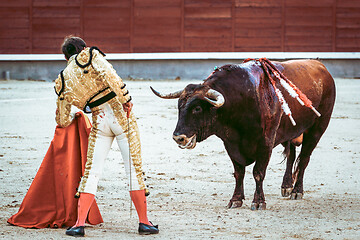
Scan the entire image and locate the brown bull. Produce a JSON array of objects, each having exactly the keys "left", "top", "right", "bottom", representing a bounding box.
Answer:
[{"left": 151, "top": 59, "right": 336, "bottom": 210}]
